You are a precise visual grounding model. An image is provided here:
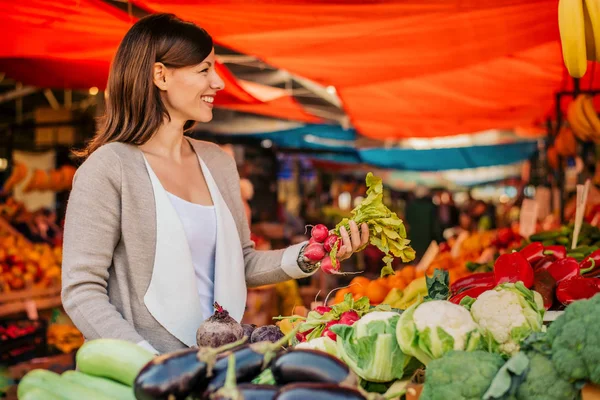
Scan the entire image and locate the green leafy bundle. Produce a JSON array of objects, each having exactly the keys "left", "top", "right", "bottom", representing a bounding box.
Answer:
[{"left": 333, "top": 173, "right": 415, "bottom": 277}]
